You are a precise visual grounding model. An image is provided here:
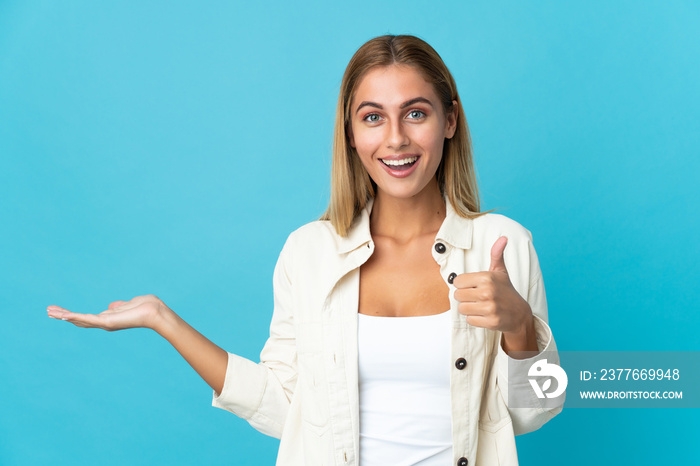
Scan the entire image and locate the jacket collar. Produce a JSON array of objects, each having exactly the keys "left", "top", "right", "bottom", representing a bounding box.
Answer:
[
  {"left": 336, "top": 195, "right": 473, "bottom": 254},
  {"left": 336, "top": 197, "right": 374, "bottom": 254}
]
